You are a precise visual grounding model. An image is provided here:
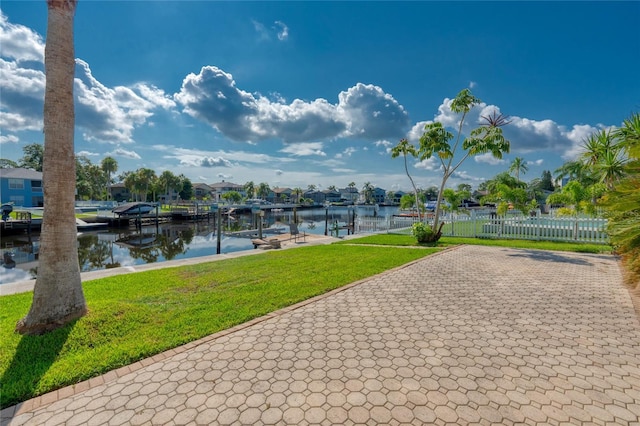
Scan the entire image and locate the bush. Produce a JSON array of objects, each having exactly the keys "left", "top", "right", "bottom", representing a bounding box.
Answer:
[{"left": 411, "top": 222, "right": 440, "bottom": 244}]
